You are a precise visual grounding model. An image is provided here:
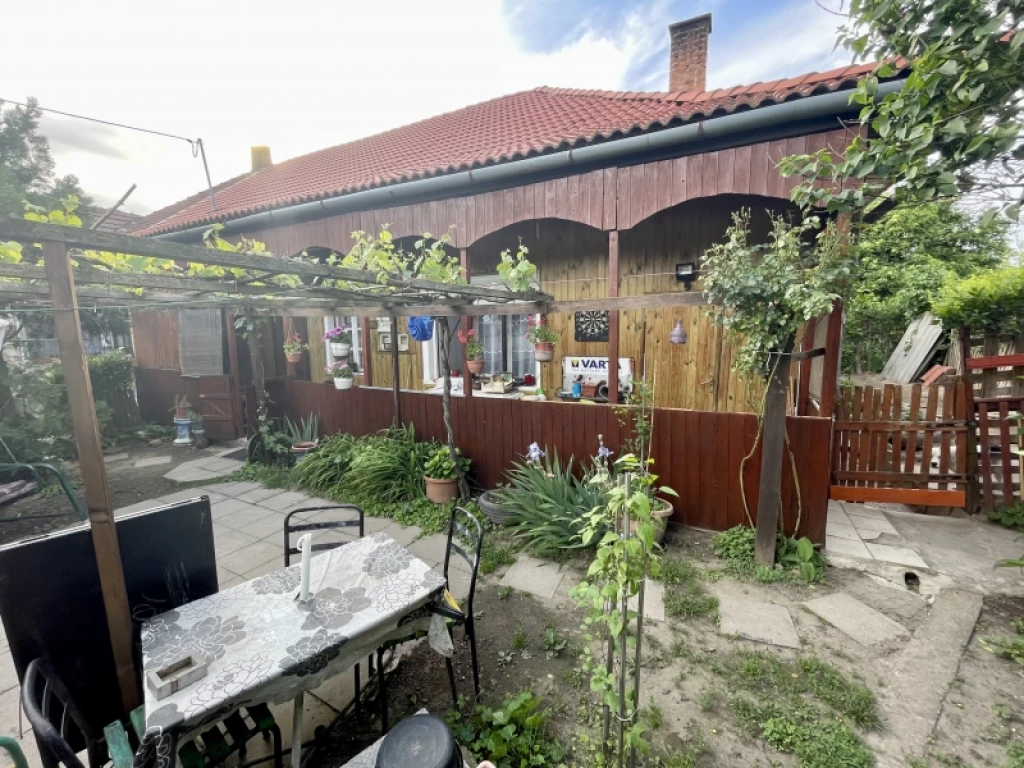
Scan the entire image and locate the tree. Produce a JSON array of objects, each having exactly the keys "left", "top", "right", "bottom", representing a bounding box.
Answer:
[
  {"left": 0, "top": 98, "right": 91, "bottom": 219},
  {"left": 782, "top": 0, "right": 1024, "bottom": 221},
  {"left": 845, "top": 202, "right": 1009, "bottom": 370}
]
